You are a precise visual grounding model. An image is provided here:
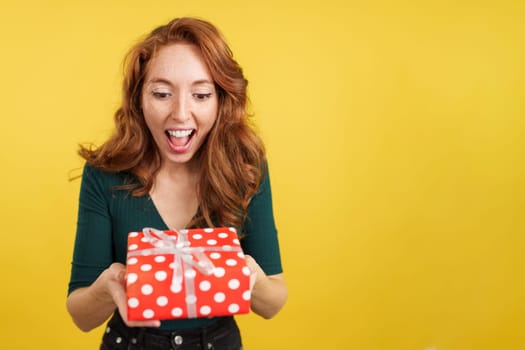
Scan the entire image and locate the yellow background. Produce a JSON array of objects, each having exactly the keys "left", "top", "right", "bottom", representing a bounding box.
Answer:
[{"left": 0, "top": 1, "right": 524, "bottom": 349}]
